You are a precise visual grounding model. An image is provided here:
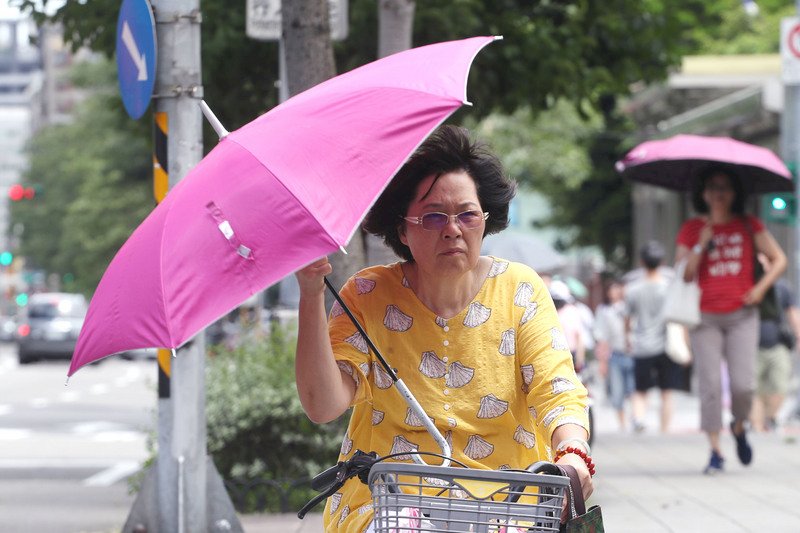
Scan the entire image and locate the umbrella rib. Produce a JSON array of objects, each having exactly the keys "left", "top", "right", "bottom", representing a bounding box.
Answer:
[
  {"left": 158, "top": 197, "right": 178, "bottom": 349},
  {"left": 340, "top": 101, "right": 464, "bottom": 247},
  {"left": 225, "top": 137, "right": 343, "bottom": 246}
]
